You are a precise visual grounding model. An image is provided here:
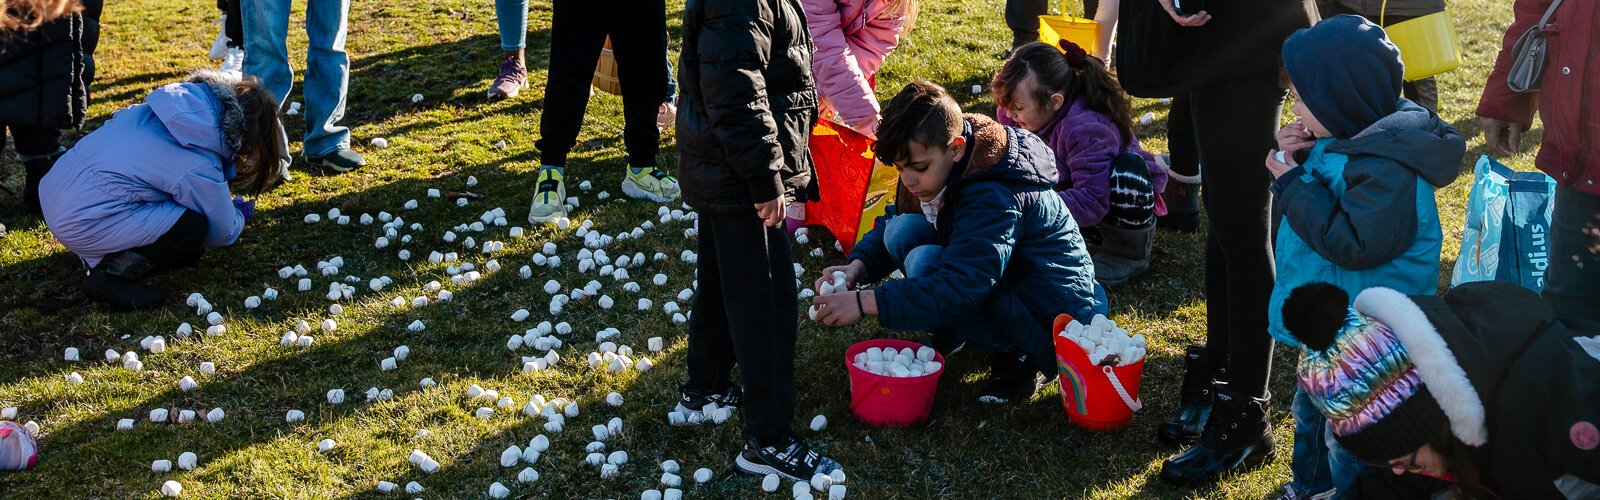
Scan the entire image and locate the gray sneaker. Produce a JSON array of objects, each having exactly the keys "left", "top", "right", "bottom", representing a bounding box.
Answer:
[{"left": 307, "top": 148, "right": 367, "bottom": 172}]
